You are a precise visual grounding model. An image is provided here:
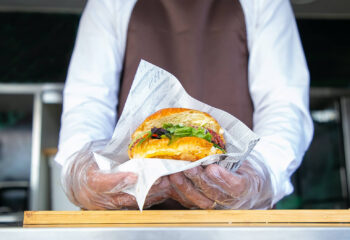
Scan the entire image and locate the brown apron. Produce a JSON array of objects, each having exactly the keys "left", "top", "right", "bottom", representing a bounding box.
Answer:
[{"left": 119, "top": 0, "right": 253, "bottom": 209}]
